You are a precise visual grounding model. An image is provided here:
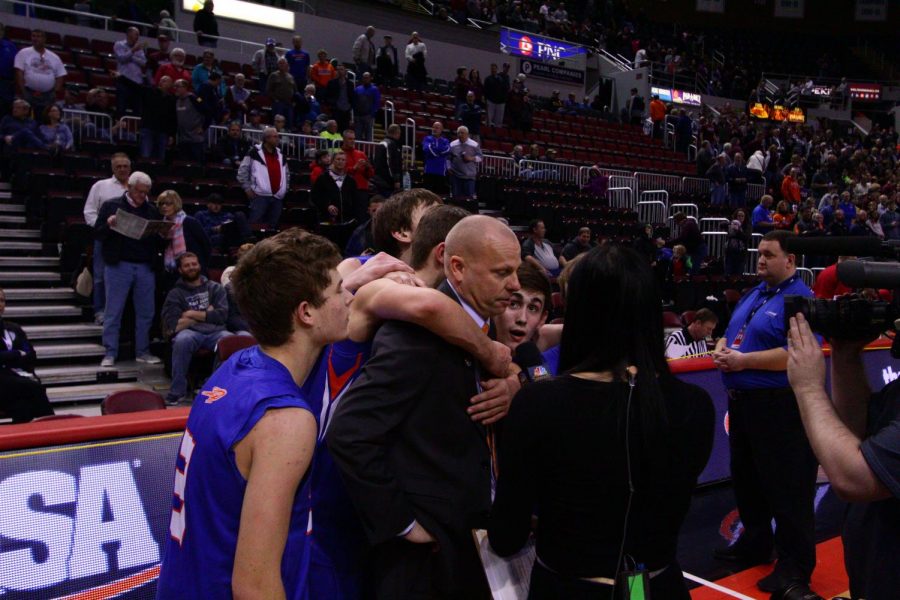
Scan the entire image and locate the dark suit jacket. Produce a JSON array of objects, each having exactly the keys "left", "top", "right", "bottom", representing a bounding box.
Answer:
[
  {"left": 310, "top": 170, "right": 358, "bottom": 223},
  {"left": 327, "top": 281, "right": 492, "bottom": 591},
  {"left": 324, "top": 77, "right": 356, "bottom": 110}
]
